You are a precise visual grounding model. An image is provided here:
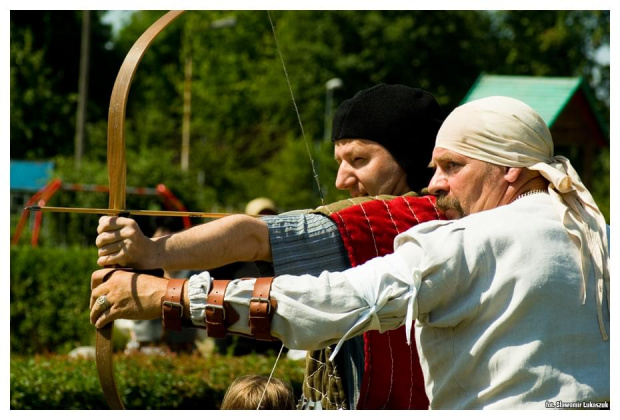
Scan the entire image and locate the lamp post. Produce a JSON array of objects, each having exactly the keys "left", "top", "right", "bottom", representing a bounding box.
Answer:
[
  {"left": 323, "top": 77, "right": 343, "bottom": 142},
  {"left": 181, "top": 16, "right": 237, "bottom": 172}
]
